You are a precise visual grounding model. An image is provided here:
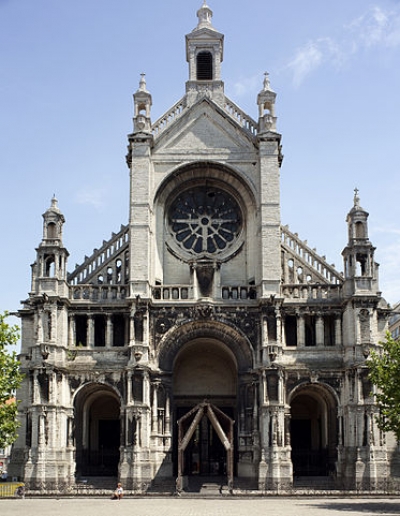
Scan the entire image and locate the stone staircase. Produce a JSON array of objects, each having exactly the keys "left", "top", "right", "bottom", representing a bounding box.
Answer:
[
  {"left": 180, "top": 476, "right": 234, "bottom": 496},
  {"left": 147, "top": 476, "right": 177, "bottom": 495},
  {"left": 293, "top": 475, "right": 338, "bottom": 493},
  {"left": 74, "top": 476, "right": 118, "bottom": 496}
]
